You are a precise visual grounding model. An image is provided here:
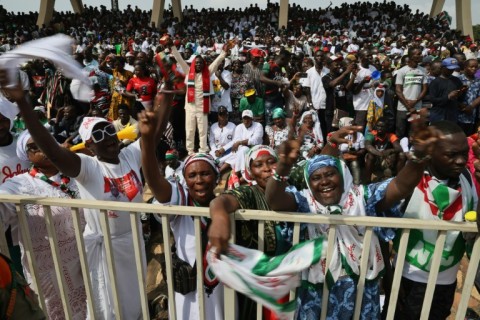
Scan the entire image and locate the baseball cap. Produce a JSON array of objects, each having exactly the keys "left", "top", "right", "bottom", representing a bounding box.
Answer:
[
  {"left": 346, "top": 54, "right": 357, "bottom": 61},
  {"left": 79, "top": 117, "right": 110, "bottom": 142},
  {"left": 250, "top": 48, "right": 265, "bottom": 58},
  {"left": 245, "top": 88, "right": 256, "bottom": 97},
  {"left": 242, "top": 110, "right": 253, "bottom": 119},
  {"left": 441, "top": 57, "right": 460, "bottom": 70},
  {"left": 218, "top": 106, "right": 228, "bottom": 115}
]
